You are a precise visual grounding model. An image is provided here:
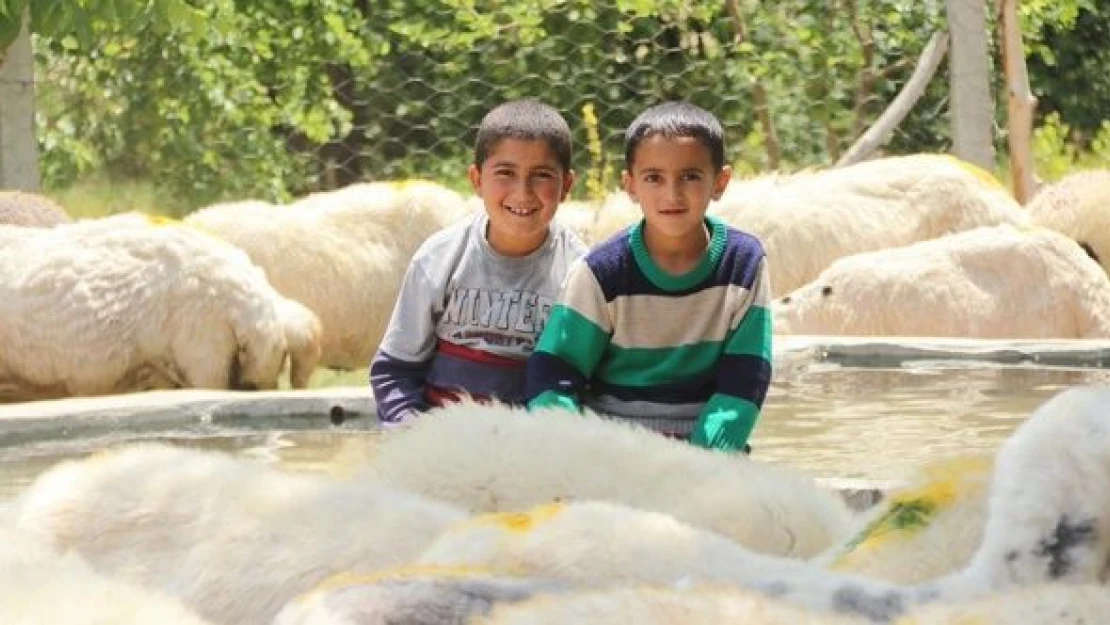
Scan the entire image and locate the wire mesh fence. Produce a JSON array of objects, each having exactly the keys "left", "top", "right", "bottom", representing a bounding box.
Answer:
[{"left": 27, "top": 1, "right": 951, "bottom": 211}]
